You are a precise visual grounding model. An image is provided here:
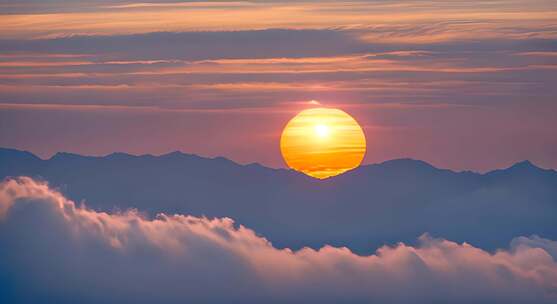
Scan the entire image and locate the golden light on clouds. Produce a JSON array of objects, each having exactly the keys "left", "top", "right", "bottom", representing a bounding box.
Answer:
[
  {"left": 1, "top": 1, "right": 554, "bottom": 39},
  {"left": 280, "top": 107, "right": 366, "bottom": 179}
]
